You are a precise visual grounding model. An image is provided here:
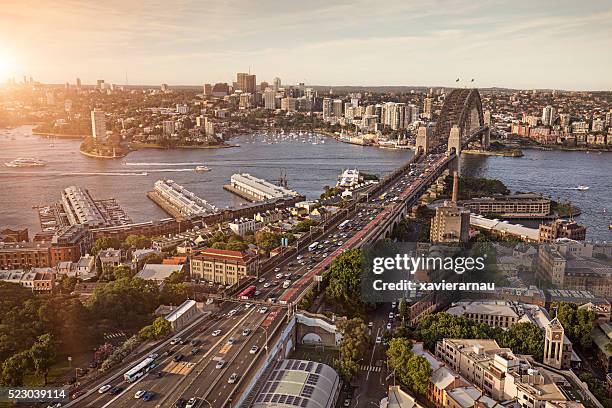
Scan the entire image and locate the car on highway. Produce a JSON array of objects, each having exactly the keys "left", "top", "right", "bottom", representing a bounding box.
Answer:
[
  {"left": 173, "top": 354, "right": 184, "bottom": 362},
  {"left": 98, "top": 384, "right": 112, "bottom": 394},
  {"left": 142, "top": 391, "right": 155, "bottom": 401},
  {"left": 259, "top": 307, "right": 268, "bottom": 314},
  {"left": 263, "top": 282, "right": 271, "bottom": 288},
  {"left": 389, "top": 312, "right": 394, "bottom": 319},
  {"left": 274, "top": 267, "right": 281, "bottom": 273},
  {"left": 386, "top": 322, "right": 392, "bottom": 331},
  {"left": 227, "top": 337, "right": 235, "bottom": 345},
  {"left": 212, "top": 329, "right": 222, "bottom": 336},
  {"left": 375, "top": 336, "right": 382, "bottom": 344},
  {"left": 191, "top": 347, "right": 200, "bottom": 355},
  {"left": 175, "top": 398, "right": 187, "bottom": 408},
  {"left": 368, "top": 321, "right": 373, "bottom": 328},
  {"left": 215, "top": 360, "right": 226, "bottom": 369},
  {"left": 148, "top": 353, "right": 159, "bottom": 359},
  {"left": 109, "top": 386, "right": 123, "bottom": 395},
  {"left": 344, "top": 398, "right": 352, "bottom": 407},
  {"left": 190, "top": 339, "right": 201, "bottom": 346},
  {"left": 228, "top": 372, "right": 239, "bottom": 384},
  {"left": 185, "top": 398, "right": 199, "bottom": 408},
  {"left": 135, "top": 390, "right": 146, "bottom": 399},
  {"left": 245, "top": 302, "right": 253, "bottom": 309},
  {"left": 242, "top": 328, "right": 251, "bottom": 336},
  {"left": 170, "top": 337, "right": 181, "bottom": 345},
  {"left": 250, "top": 345, "right": 259, "bottom": 354},
  {"left": 254, "top": 290, "right": 261, "bottom": 296},
  {"left": 275, "top": 273, "right": 283, "bottom": 279},
  {"left": 258, "top": 277, "right": 266, "bottom": 283}
]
